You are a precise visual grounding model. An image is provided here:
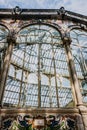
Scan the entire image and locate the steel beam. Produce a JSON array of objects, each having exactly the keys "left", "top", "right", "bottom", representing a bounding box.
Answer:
[{"left": 0, "top": 8, "right": 87, "bottom": 25}]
